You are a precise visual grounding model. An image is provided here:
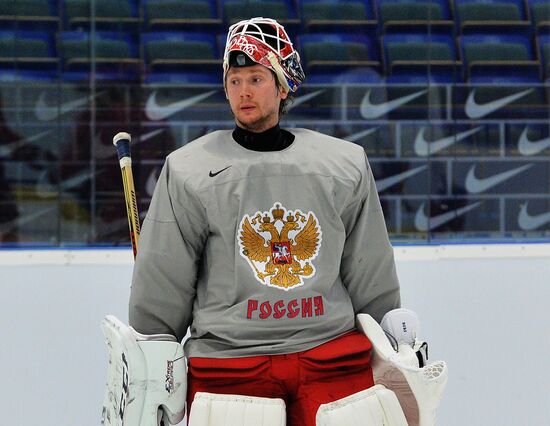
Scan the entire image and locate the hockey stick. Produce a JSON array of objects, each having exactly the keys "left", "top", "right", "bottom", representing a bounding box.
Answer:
[
  {"left": 110, "top": 134, "right": 173, "bottom": 426},
  {"left": 113, "top": 132, "right": 141, "bottom": 259}
]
